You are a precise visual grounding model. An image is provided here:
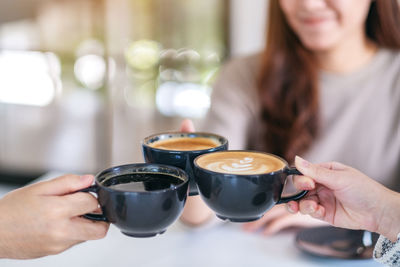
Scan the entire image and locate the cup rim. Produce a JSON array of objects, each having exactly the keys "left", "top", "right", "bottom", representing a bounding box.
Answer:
[
  {"left": 94, "top": 163, "right": 189, "bottom": 194},
  {"left": 193, "top": 150, "right": 289, "bottom": 177},
  {"left": 141, "top": 131, "right": 228, "bottom": 153}
]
